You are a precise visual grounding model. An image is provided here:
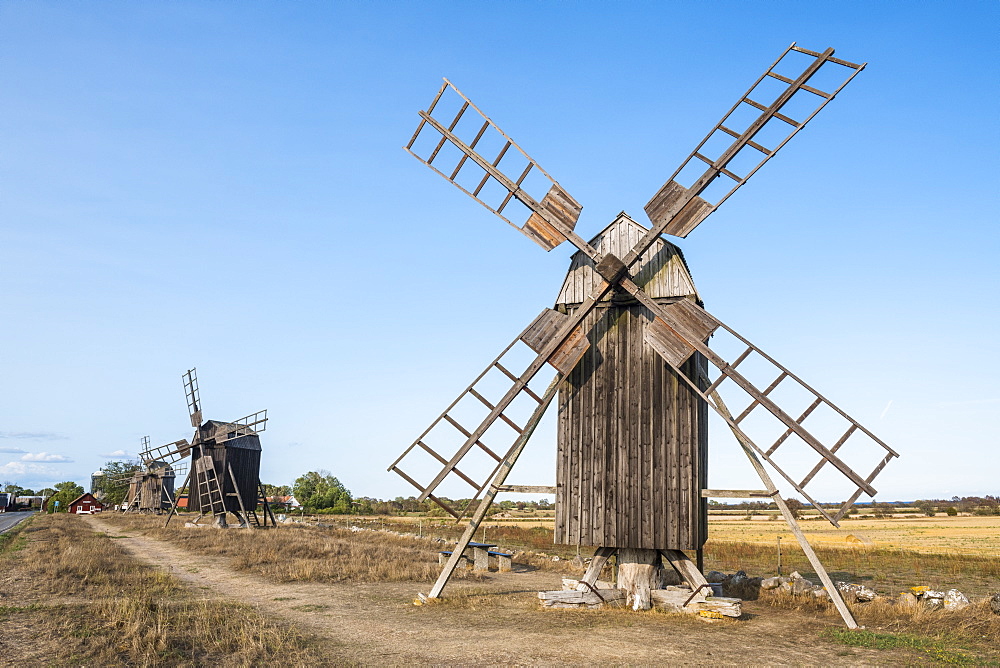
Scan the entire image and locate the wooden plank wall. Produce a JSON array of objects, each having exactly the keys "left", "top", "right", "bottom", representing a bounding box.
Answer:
[
  {"left": 554, "top": 303, "right": 708, "bottom": 550},
  {"left": 555, "top": 213, "right": 699, "bottom": 305},
  {"left": 553, "top": 213, "right": 708, "bottom": 551}
]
